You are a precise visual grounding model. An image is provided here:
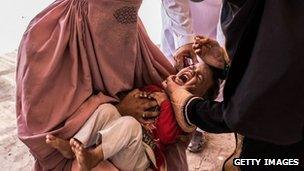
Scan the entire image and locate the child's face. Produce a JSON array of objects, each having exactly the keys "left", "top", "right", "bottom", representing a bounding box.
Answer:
[{"left": 174, "top": 62, "right": 214, "bottom": 97}]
